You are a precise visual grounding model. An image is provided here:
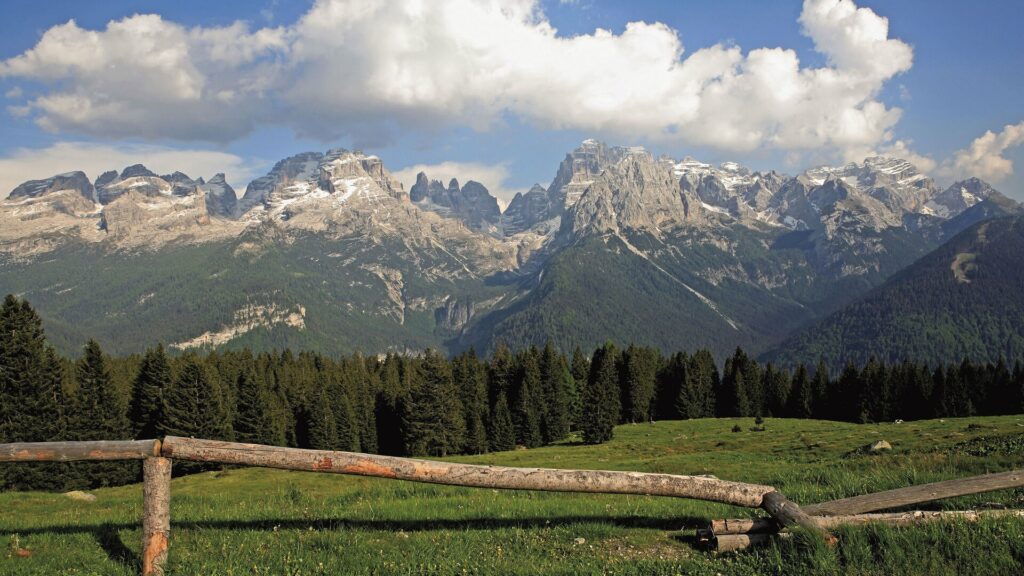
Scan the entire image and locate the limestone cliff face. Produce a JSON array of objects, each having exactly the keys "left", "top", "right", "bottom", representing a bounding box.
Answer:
[{"left": 410, "top": 172, "right": 501, "bottom": 232}]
